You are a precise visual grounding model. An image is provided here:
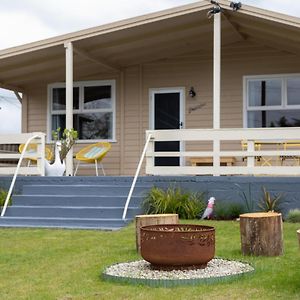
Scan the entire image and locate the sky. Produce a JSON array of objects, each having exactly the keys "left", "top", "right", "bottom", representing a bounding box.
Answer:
[
  {"left": 0, "top": 0, "right": 299, "bottom": 51},
  {"left": 0, "top": 95, "right": 21, "bottom": 133},
  {"left": 0, "top": 0, "right": 299, "bottom": 98}
]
